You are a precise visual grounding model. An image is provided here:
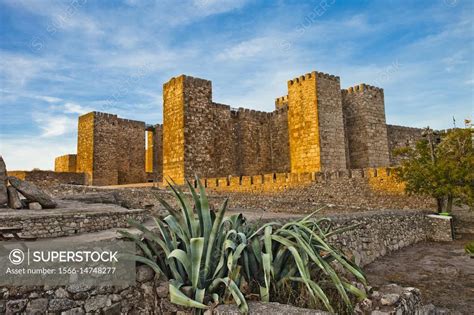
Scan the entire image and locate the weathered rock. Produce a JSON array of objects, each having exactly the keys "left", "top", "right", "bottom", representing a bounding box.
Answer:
[
  {"left": 8, "top": 176, "right": 57, "bottom": 208},
  {"left": 60, "top": 307, "right": 85, "bottom": 315},
  {"left": 103, "top": 302, "right": 121, "bottom": 315},
  {"left": 28, "top": 202, "right": 43, "bottom": 210},
  {"left": 25, "top": 298, "right": 48, "bottom": 314},
  {"left": 55, "top": 287, "right": 70, "bottom": 299},
  {"left": 48, "top": 298, "right": 76, "bottom": 312},
  {"left": 136, "top": 265, "right": 154, "bottom": 282},
  {"left": 380, "top": 293, "right": 400, "bottom": 306},
  {"left": 84, "top": 294, "right": 110, "bottom": 312},
  {"left": 7, "top": 186, "right": 22, "bottom": 209},
  {"left": 0, "top": 156, "right": 8, "bottom": 207},
  {"left": 61, "top": 192, "right": 120, "bottom": 205},
  {"left": 66, "top": 282, "right": 93, "bottom": 294},
  {"left": 5, "top": 299, "right": 28, "bottom": 314}
]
